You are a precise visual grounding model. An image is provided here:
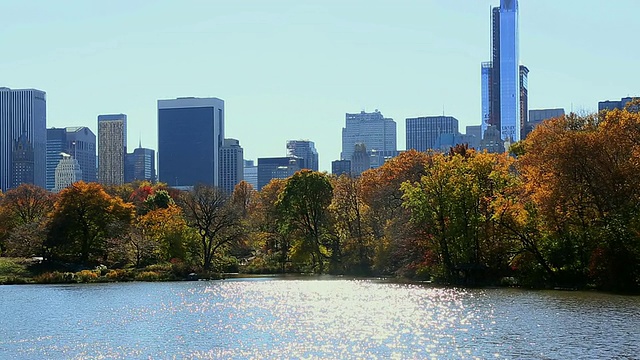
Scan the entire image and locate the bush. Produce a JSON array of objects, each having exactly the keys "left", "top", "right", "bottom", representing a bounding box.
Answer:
[
  {"left": 76, "top": 269, "right": 99, "bottom": 283},
  {"left": 135, "top": 271, "right": 161, "bottom": 281},
  {"left": 34, "top": 271, "right": 76, "bottom": 284}
]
